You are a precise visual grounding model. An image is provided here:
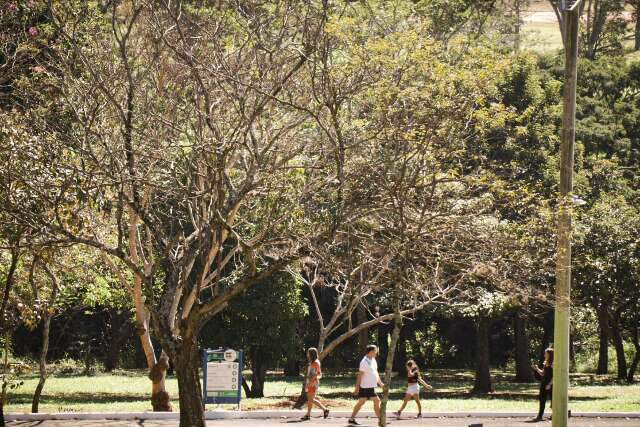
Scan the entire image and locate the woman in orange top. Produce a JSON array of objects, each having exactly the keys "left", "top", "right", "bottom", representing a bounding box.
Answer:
[{"left": 301, "top": 347, "right": 330, "bottom": 421}]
